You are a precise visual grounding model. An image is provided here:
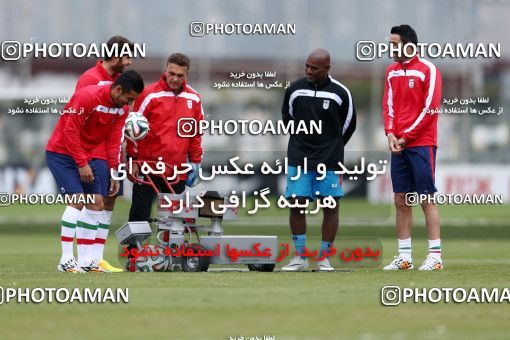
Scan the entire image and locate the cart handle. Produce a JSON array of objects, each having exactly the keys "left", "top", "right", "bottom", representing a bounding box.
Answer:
[{"left": 127, "top": 160, "right": 181, "bottom": 195}]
